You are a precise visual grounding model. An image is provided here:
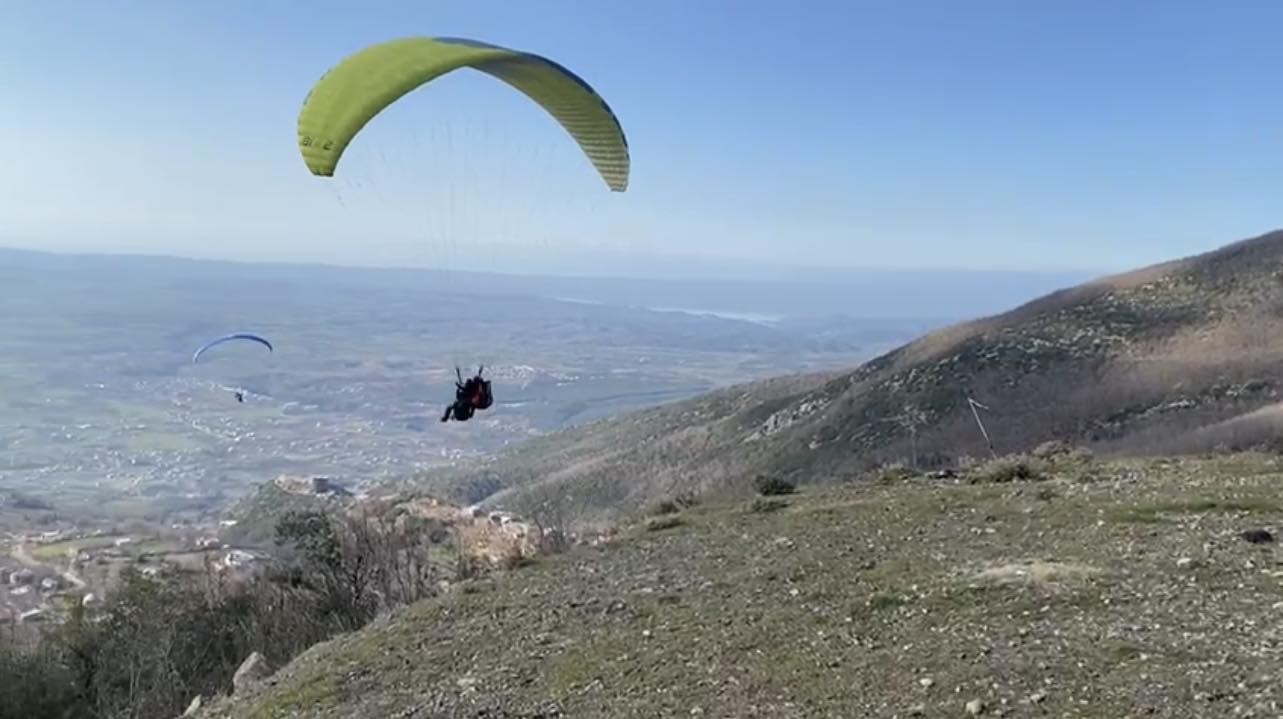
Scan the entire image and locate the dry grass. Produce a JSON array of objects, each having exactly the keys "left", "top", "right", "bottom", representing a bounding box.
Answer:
[
  {"left": 970, "top": 559, "right": 1105, "bottom": 586},
  {"left": 199, "top": 453, "right": 1283, "bottom": 719}
]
